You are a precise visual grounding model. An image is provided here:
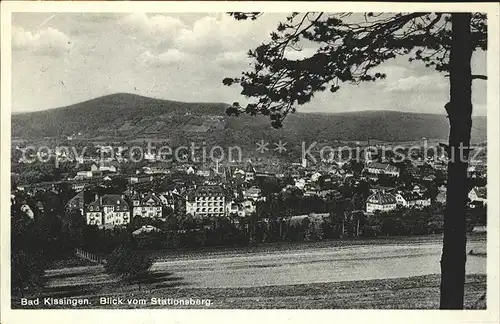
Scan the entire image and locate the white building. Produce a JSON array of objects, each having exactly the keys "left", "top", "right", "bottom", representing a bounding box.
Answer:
[
  {"left": 132, "top": 225, "right": 161, "bottom": 236},
  {"left": 86, "top": 194, "right": 130, "bottom": 227},
  {"left": 395, "top": 191, "right": 418, "bottom": 208},
  {"left": 395, "top": 191, "right": 431, "bottom": 208},
  {"left": 242, "top": 186, "right": 265, "bottom": 201},
  {"left": 365, "top": 162, "right": 400, "bottom": 177},
  {"left": 76, "top": 170, "right": 93, "bottom": 179},
  {"left": 244, "top": 163, "right": 256, "bottom": 182},
  {"left": 469, "top": 186, "right": 487, "bottom": 204},
  {"left": 226, "top": 199, "right": 257, "bottom": 218},
  {"left": 310, "top": 171, "right": 322, "bottom": 182},
  {"left": 20, "top": 204, "right": 35, "bottom": 219},
  {"left": 436, "top": 185, "right": 447, "bottom": 204},
  {"left": 226, "top": 201, "right": 246, "bottom": 217},
  {"left": 131, "top": 192, "right": 163, "bottom": 218},
  {"left": 294, "top": 178, "right": 306, "bottom": 190},
  {"left": 158, "top": 193, "right": 176, "bottom": 211},
  {"left": 71, "top": 182, "right": 86, "bottom": 192},
  {"left": 241, "top": 199, "right": 257, "bottom": 215},
  {"left": 95, "top": 163, "right": 117, "bottom": 173},
  {"left": 186, "top": 185, "right": 226, "bottom": 218},
  {"left": 366, "top": 191, "right": 397, "bottom": 213},
  {"left": 415, "top": 196, "right": 431, "bottom": 208}
]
